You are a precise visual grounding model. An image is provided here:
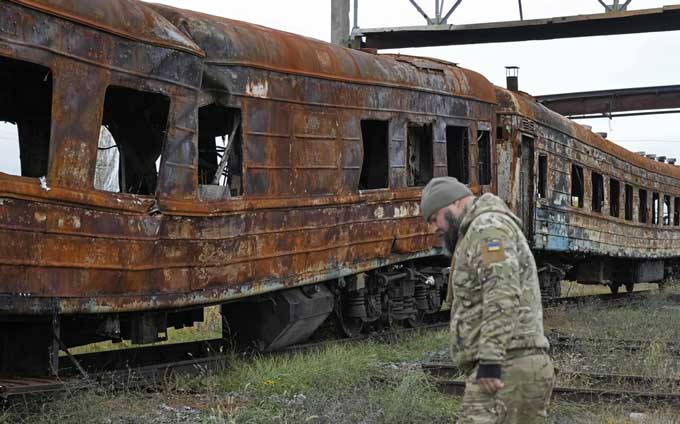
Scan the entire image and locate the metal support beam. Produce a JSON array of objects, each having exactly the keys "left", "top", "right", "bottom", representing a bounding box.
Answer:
[
  {"left": 536, "top": 84, "right": 680, "bottom": 118},
  {"left": 359, "top": 4, "right": 680, "bottom": 49},
  {"left": 407, "top": 0, "right": 463, "bottom": 25},
  {"left": 331, "top": 0, "right": 351, "bottom": 45},
  {"left": 442, "top": 0, "right": 464, "bottom": 24},
  {"left": 599, "top": 0, "right": 634, "bottom": 13},
  {"left": 518, "top": 0, "right": 524, "bottom": 20},
  {"left": 409, "top": 0, "right": 431, "bottom": 23},
  {"left": 569, "top": 109, "right": 680, "bottom": 120}
]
